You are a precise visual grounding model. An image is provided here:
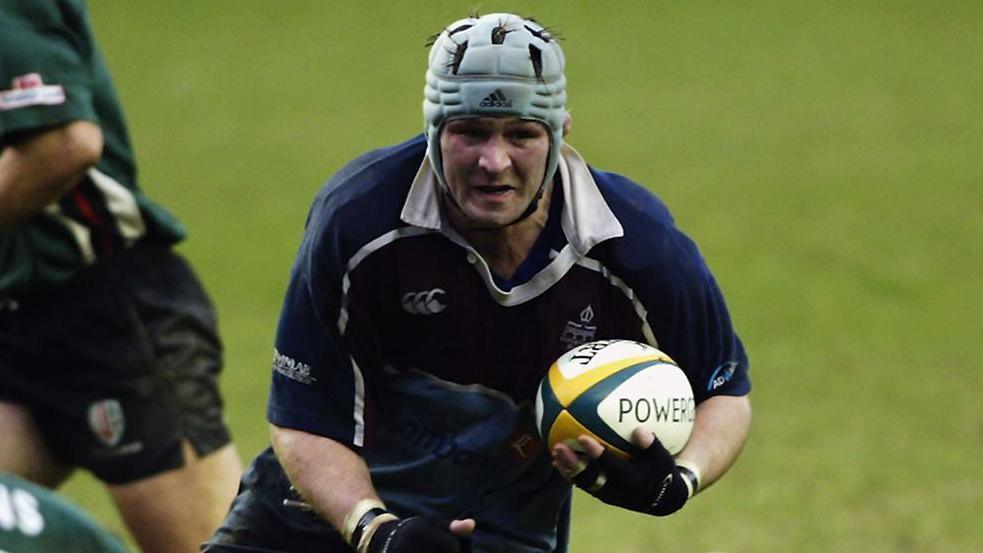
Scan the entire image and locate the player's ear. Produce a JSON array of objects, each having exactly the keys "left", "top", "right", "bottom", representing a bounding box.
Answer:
[{"left": 562, "top": 113, "right": 572, "bottom": 137}]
